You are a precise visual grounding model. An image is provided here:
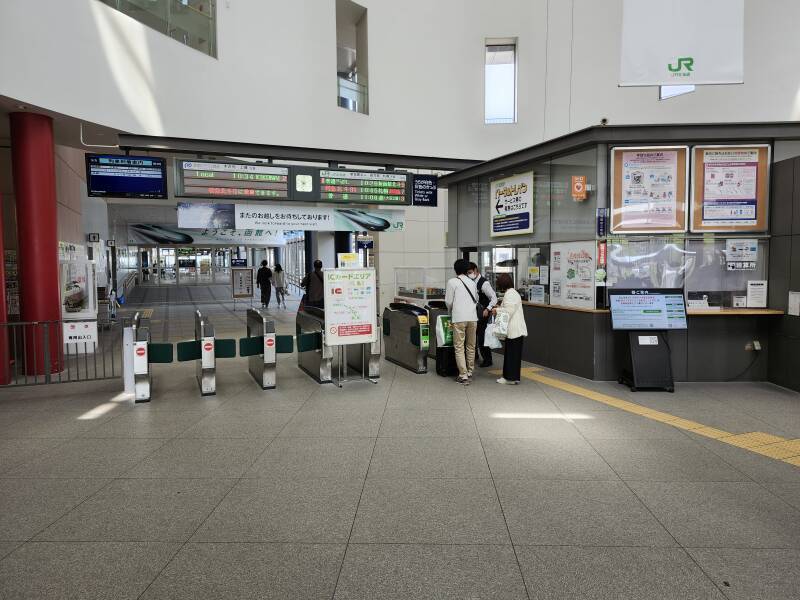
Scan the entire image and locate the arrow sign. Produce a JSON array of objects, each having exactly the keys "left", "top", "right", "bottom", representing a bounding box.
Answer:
[{"left": 495, "top": 199, "right": 504, "bottom": 214}]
